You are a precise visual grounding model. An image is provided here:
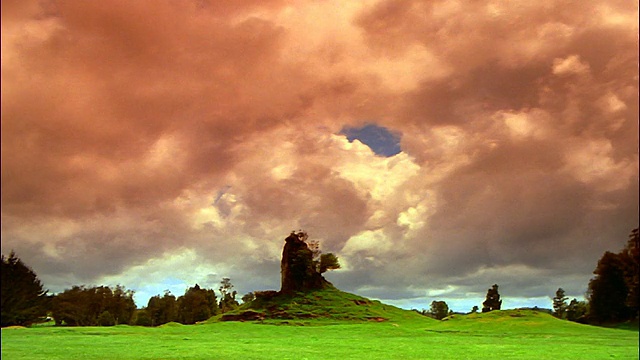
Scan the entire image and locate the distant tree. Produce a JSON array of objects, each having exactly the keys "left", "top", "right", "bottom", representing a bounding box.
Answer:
[
  {"left": 482, "top": 284, "right": 502, "bottom": 312},
  {"left": 219, "top": 278, "right": 239, "bottom": 313},
  {"left": 134, "top": 309, "right": 152, "bottom": 326},
  {"left": 471, "top": 306, "right": 479, "bottom": 314},
  {"left": 429, "top": 301, "right": 449, "bottom": 320},
  {"left": 319, "top": 253, "right": 341, "bottom": 273},
  {"left": 1, "top": 251, "right": 49, "bottom": 326},
  {"left": 566, "top": 298, "right": 588, "bottom": 322},
  {"left": 588, "top": 251, "right": 631, "bottom": 323},
  {"left": 241, "top": 292, "right": 256, "bottom": 304},
  {"left": 553, "top": 288, "right": 569, "bottom": 318},
  {"left": 177, "top": 284, "right": 218, "bottom": 324},
  {"left": 51, "top": 285, "right": 136, "bottom": 326},
  {"left": 95, "top": 285, "right": 135, "bottom": 325},
  {"left": 147, "top": 291, "right": 178, "bottom": 326},
  {"left": 97, "top": 311, "right": 116, "bottom": 326},
  {"left": 622, "top": 228, "right": 639, "bottom": 318},
  {"left": 290, "top": 231, "right": 341, "bottom": 275}
]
